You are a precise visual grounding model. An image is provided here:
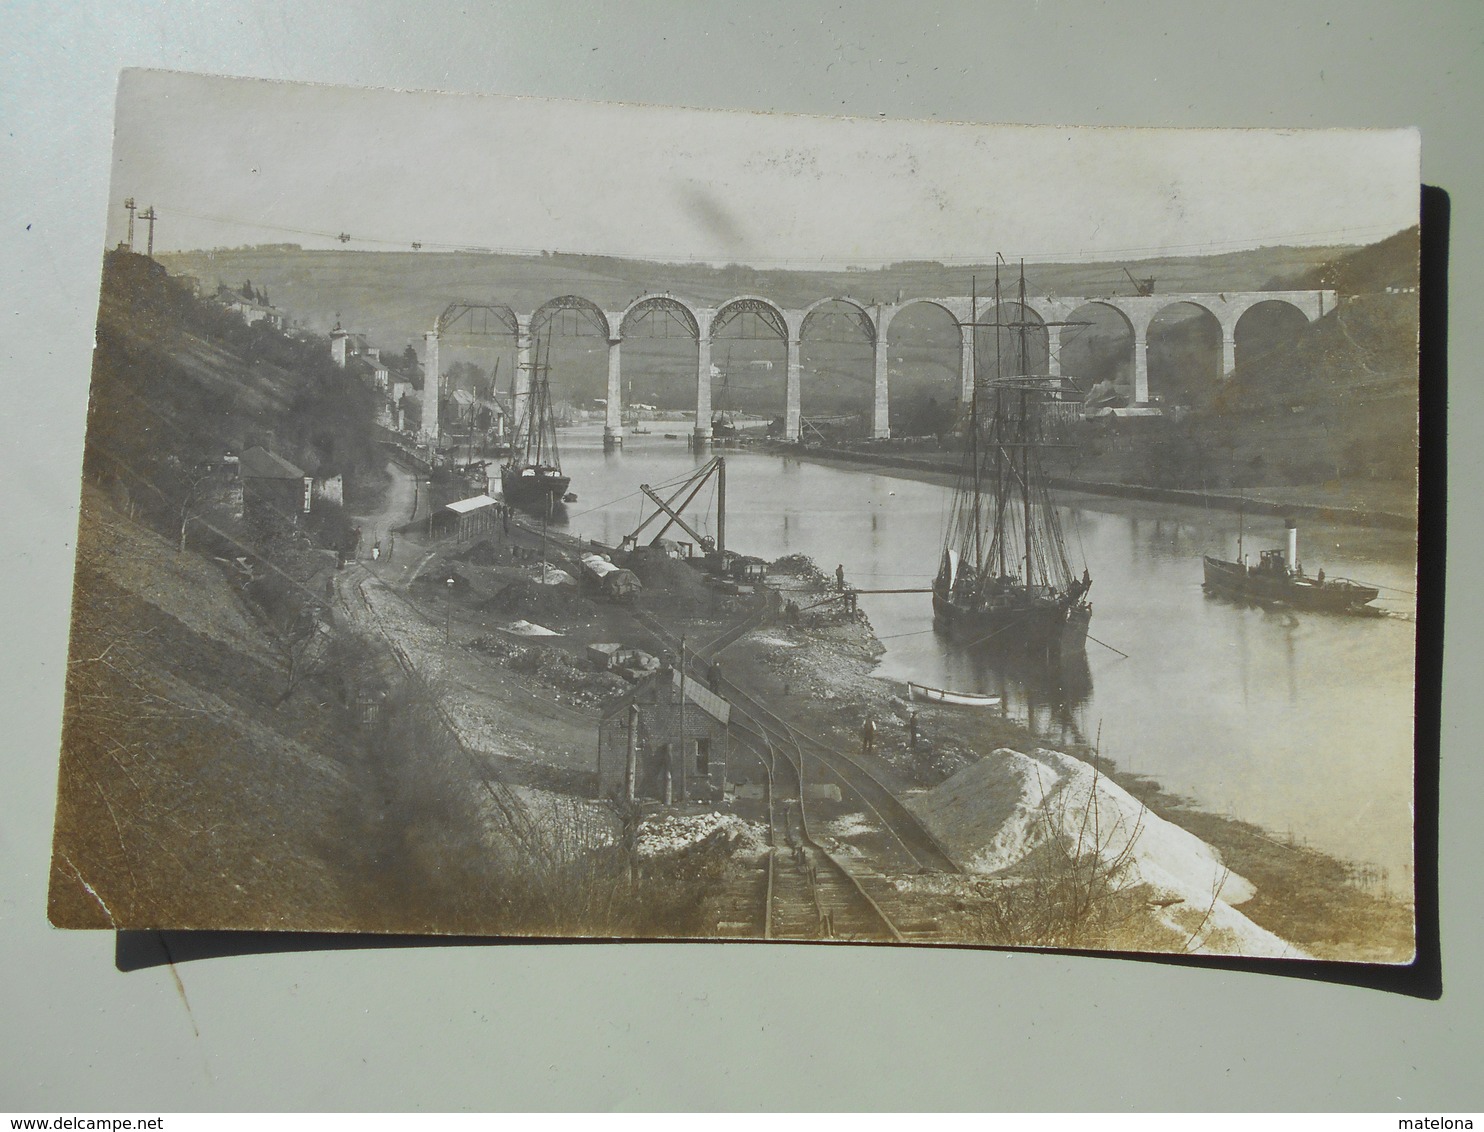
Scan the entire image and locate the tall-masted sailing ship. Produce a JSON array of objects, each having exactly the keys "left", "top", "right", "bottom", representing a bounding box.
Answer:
[
  {"left": 500, "top": 329, "right": 572, "bottom": 514},
  {"left": 932, "top": 263, "right": 1093, "bottom": 658}
]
